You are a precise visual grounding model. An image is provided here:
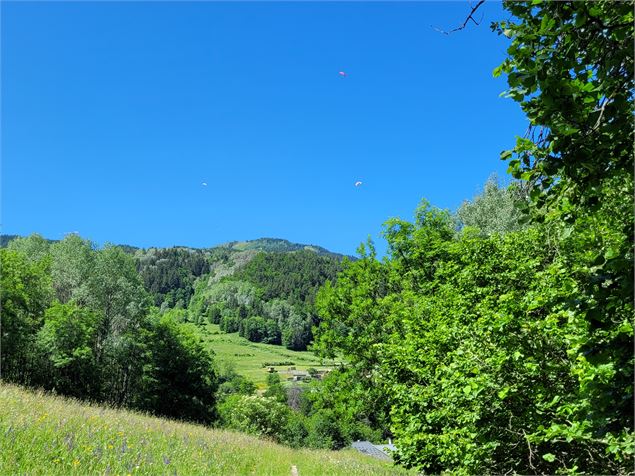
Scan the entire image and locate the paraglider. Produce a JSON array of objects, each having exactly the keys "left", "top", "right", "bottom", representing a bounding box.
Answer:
[
  {"left": 202, "top": 182, "right": 208, "bottom": 186},
  {"left": 338, "top": 71, "right": 347, "bottom": 77},
  {"left": 355, "top": 181, "right": 363, "bottom": 187}
]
